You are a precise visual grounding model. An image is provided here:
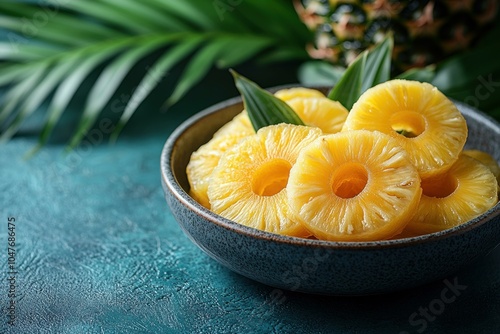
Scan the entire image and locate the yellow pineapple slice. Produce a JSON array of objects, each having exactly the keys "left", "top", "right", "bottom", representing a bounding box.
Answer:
[
  {"left": 286, "top": 97, "right": 348, "bottom": 134},
  {"left": 403, "top": 154, "right": 499, "bottom": 235},
  {"left": 207, "top": 124, "right": 323, "bottom": 237},
  {"left": 342, "top": 79, "right": 468, "bottom": 178},
  {"left": 261, "top": 95, "right": 348, "bottom": 133},
  {"left": 287, "top": 130, "right": 422, "bottom": 241},
  {"left": 211, "top": 110, "right": 253, "bottom": 137},
  {"left": 462, "top": 149, "right": 500, "bottom": 187},
  {"left": 274, "top": 87, "right": 325, "bottom": 101},
  {"left": 186, "top": 111, "right": 254, "bottom": 208}
]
